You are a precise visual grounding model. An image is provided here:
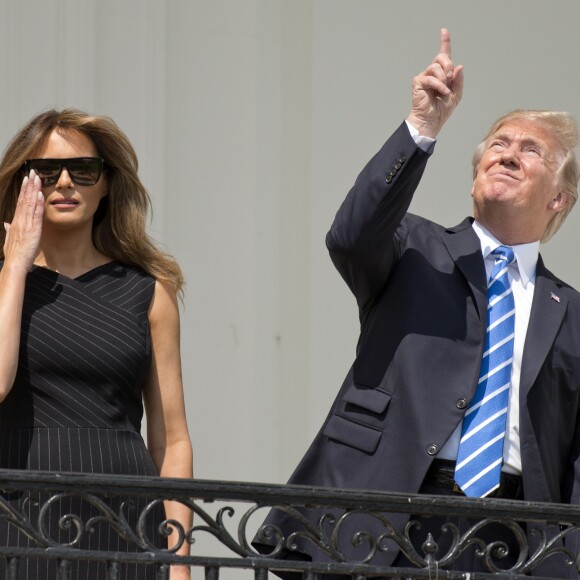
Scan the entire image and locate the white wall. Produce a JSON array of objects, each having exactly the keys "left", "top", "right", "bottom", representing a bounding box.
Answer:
[{"left": 2, "top": 0, "right": 580, "bottom": 575}]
